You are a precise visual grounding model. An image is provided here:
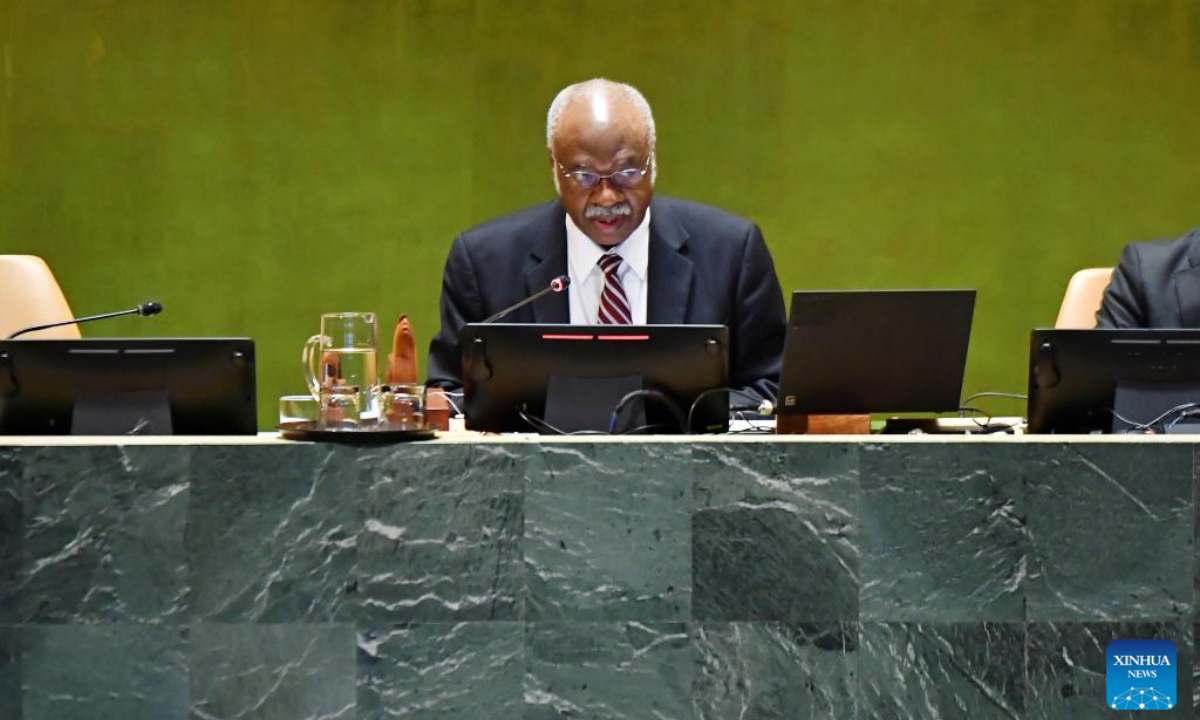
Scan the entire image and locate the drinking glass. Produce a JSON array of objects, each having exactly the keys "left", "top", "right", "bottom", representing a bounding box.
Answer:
[
  {"left": 379, "top": 383, "right": 425, "bottom": 428},
  {"left": 319, "top": 384, "right": 362, "bottom": 428},
  {"left": 279, "top": 394, "right": 319, "bottom": 424}
]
